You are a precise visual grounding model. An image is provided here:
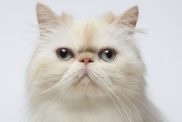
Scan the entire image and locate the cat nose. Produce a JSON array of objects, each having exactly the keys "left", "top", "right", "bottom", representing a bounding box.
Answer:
[
  {"left": 79, "top": 52, "right": 94, "bottom": 64},
  {"left": 79, "top": 57, "right": 94, "bottom": 64}
]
